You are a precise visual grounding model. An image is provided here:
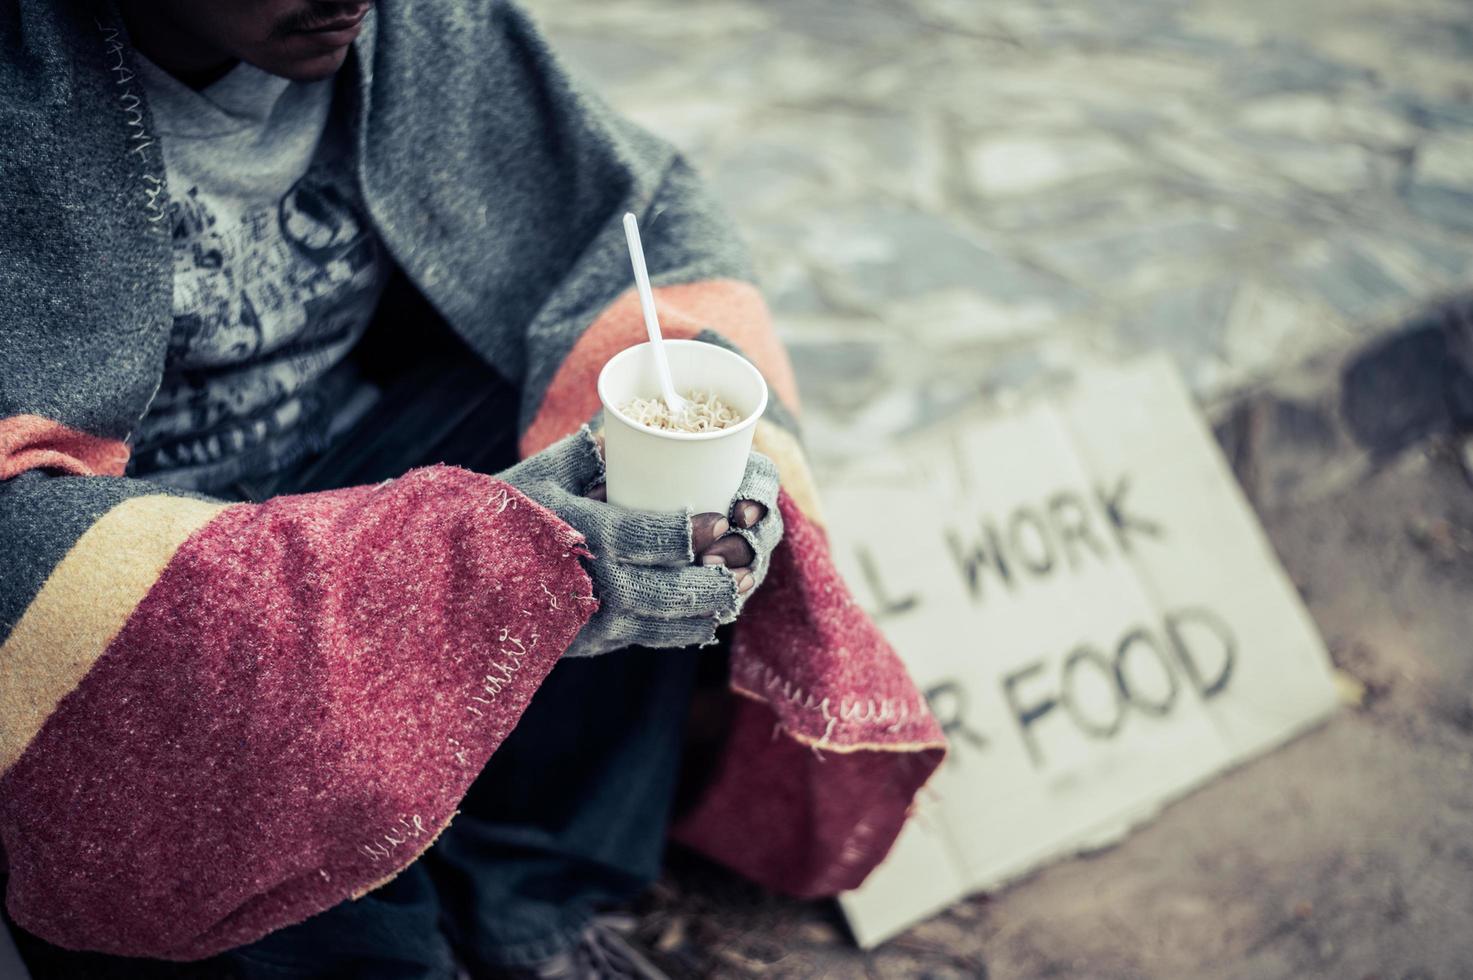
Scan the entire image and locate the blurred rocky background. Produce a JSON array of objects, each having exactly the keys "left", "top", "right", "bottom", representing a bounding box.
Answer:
[{"left": 536, "top": 0, "right": 1473, "bottom": 976}]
